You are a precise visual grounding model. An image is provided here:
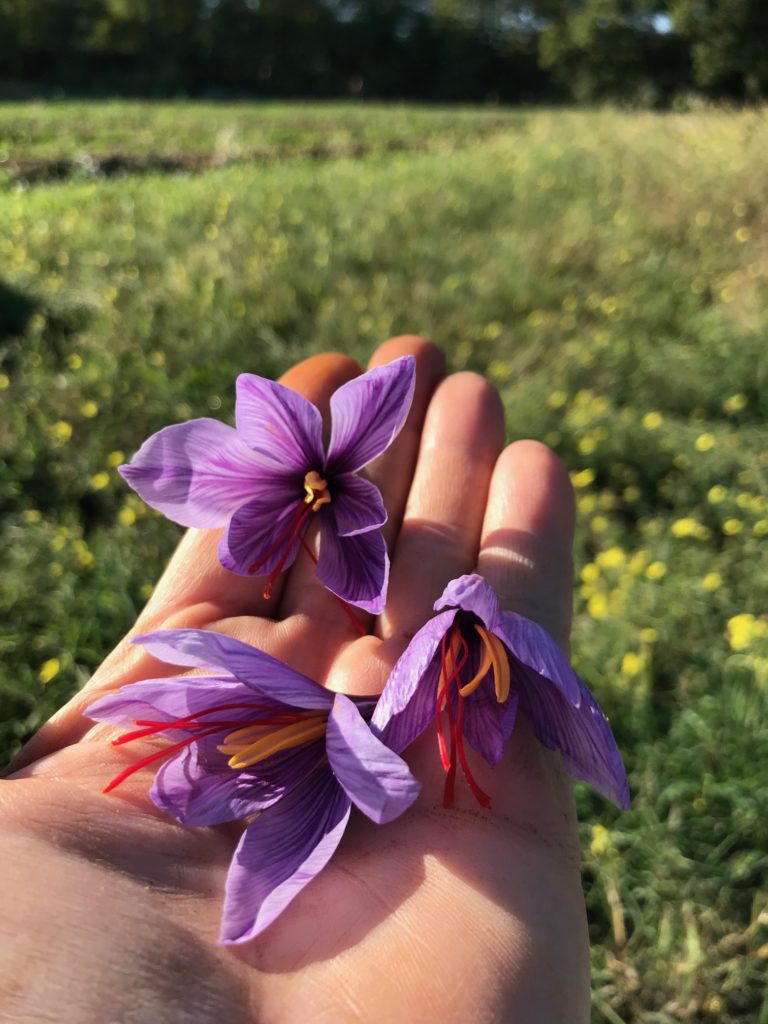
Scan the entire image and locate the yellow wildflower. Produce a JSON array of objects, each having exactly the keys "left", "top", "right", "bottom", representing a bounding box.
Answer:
[
  {"left": 39, "top": 658, "right": 61, "bottom": 684},
  {"left": 90, "top": 472, "right": 110, "bottom": 490},
  {"left": 571, "top": 468, "right": 595, "bottom": 488},
  {"left": 695, "top": 433, "right": 715, "bottom": 452},
  {"left": 596, "top": 547, "right": 625, "bottom": 569},
  {"left": 642, "top": 411, "right": 663, "bottom": 430},
  {"left": 621, "top": 652, "right": 645, "bottom": 677}
]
